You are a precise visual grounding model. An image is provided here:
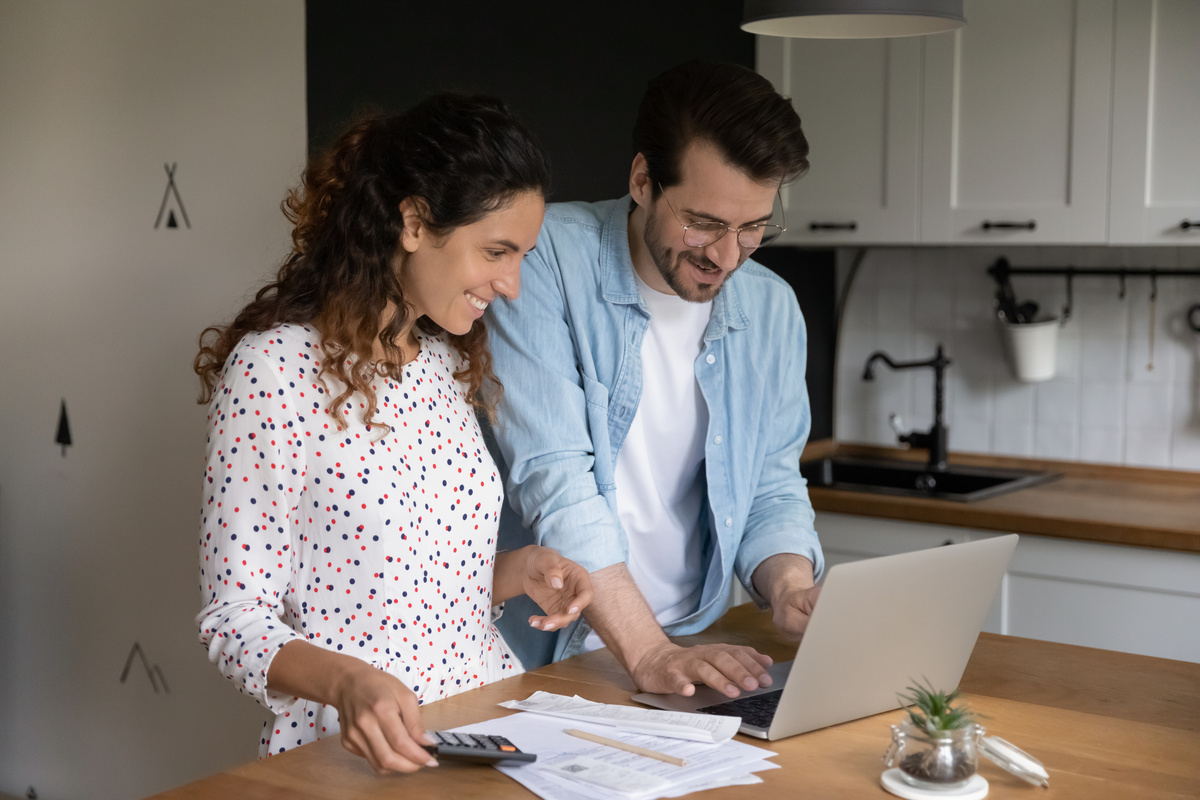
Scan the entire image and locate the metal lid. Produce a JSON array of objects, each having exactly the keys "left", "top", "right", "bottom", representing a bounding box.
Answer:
[{"left": 978, "top": 736, "right": 1050, "bottom": 787}]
